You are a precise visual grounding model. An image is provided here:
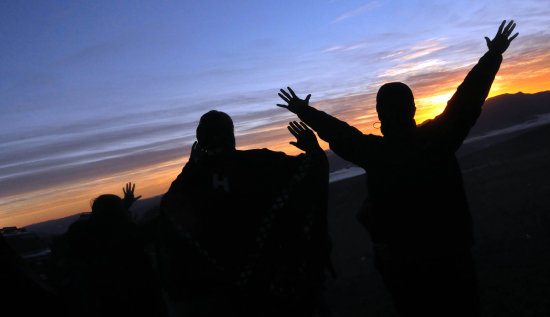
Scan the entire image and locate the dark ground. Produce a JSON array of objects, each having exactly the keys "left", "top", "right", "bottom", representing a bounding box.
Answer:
[
  {"left": 324, "top": 124, "right": 550, "bottom": 316},
  {"left": 24, "top": 118, "right": 550, "bottom": 316}
]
